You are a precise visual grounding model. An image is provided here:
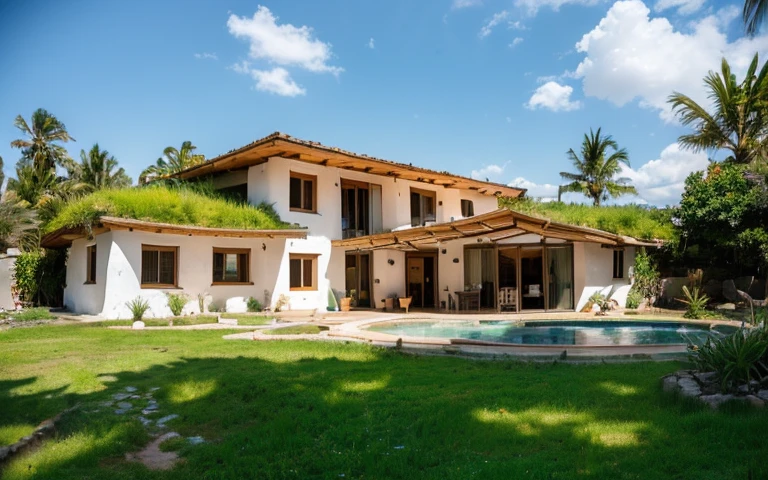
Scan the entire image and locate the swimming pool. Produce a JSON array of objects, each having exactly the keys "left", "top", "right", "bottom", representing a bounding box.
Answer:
[{"left": 365, "top": 320, "right": 736, "bottom": 346}]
